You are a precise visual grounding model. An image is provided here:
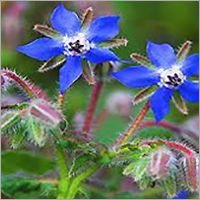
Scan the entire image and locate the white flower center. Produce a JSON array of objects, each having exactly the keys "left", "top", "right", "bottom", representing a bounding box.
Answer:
[
  {"left": 159, "top": 66, "right": 185, "bottom": 88},
  {"left": 62, "top": 33, "right": 91, "bottom": 56}
]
